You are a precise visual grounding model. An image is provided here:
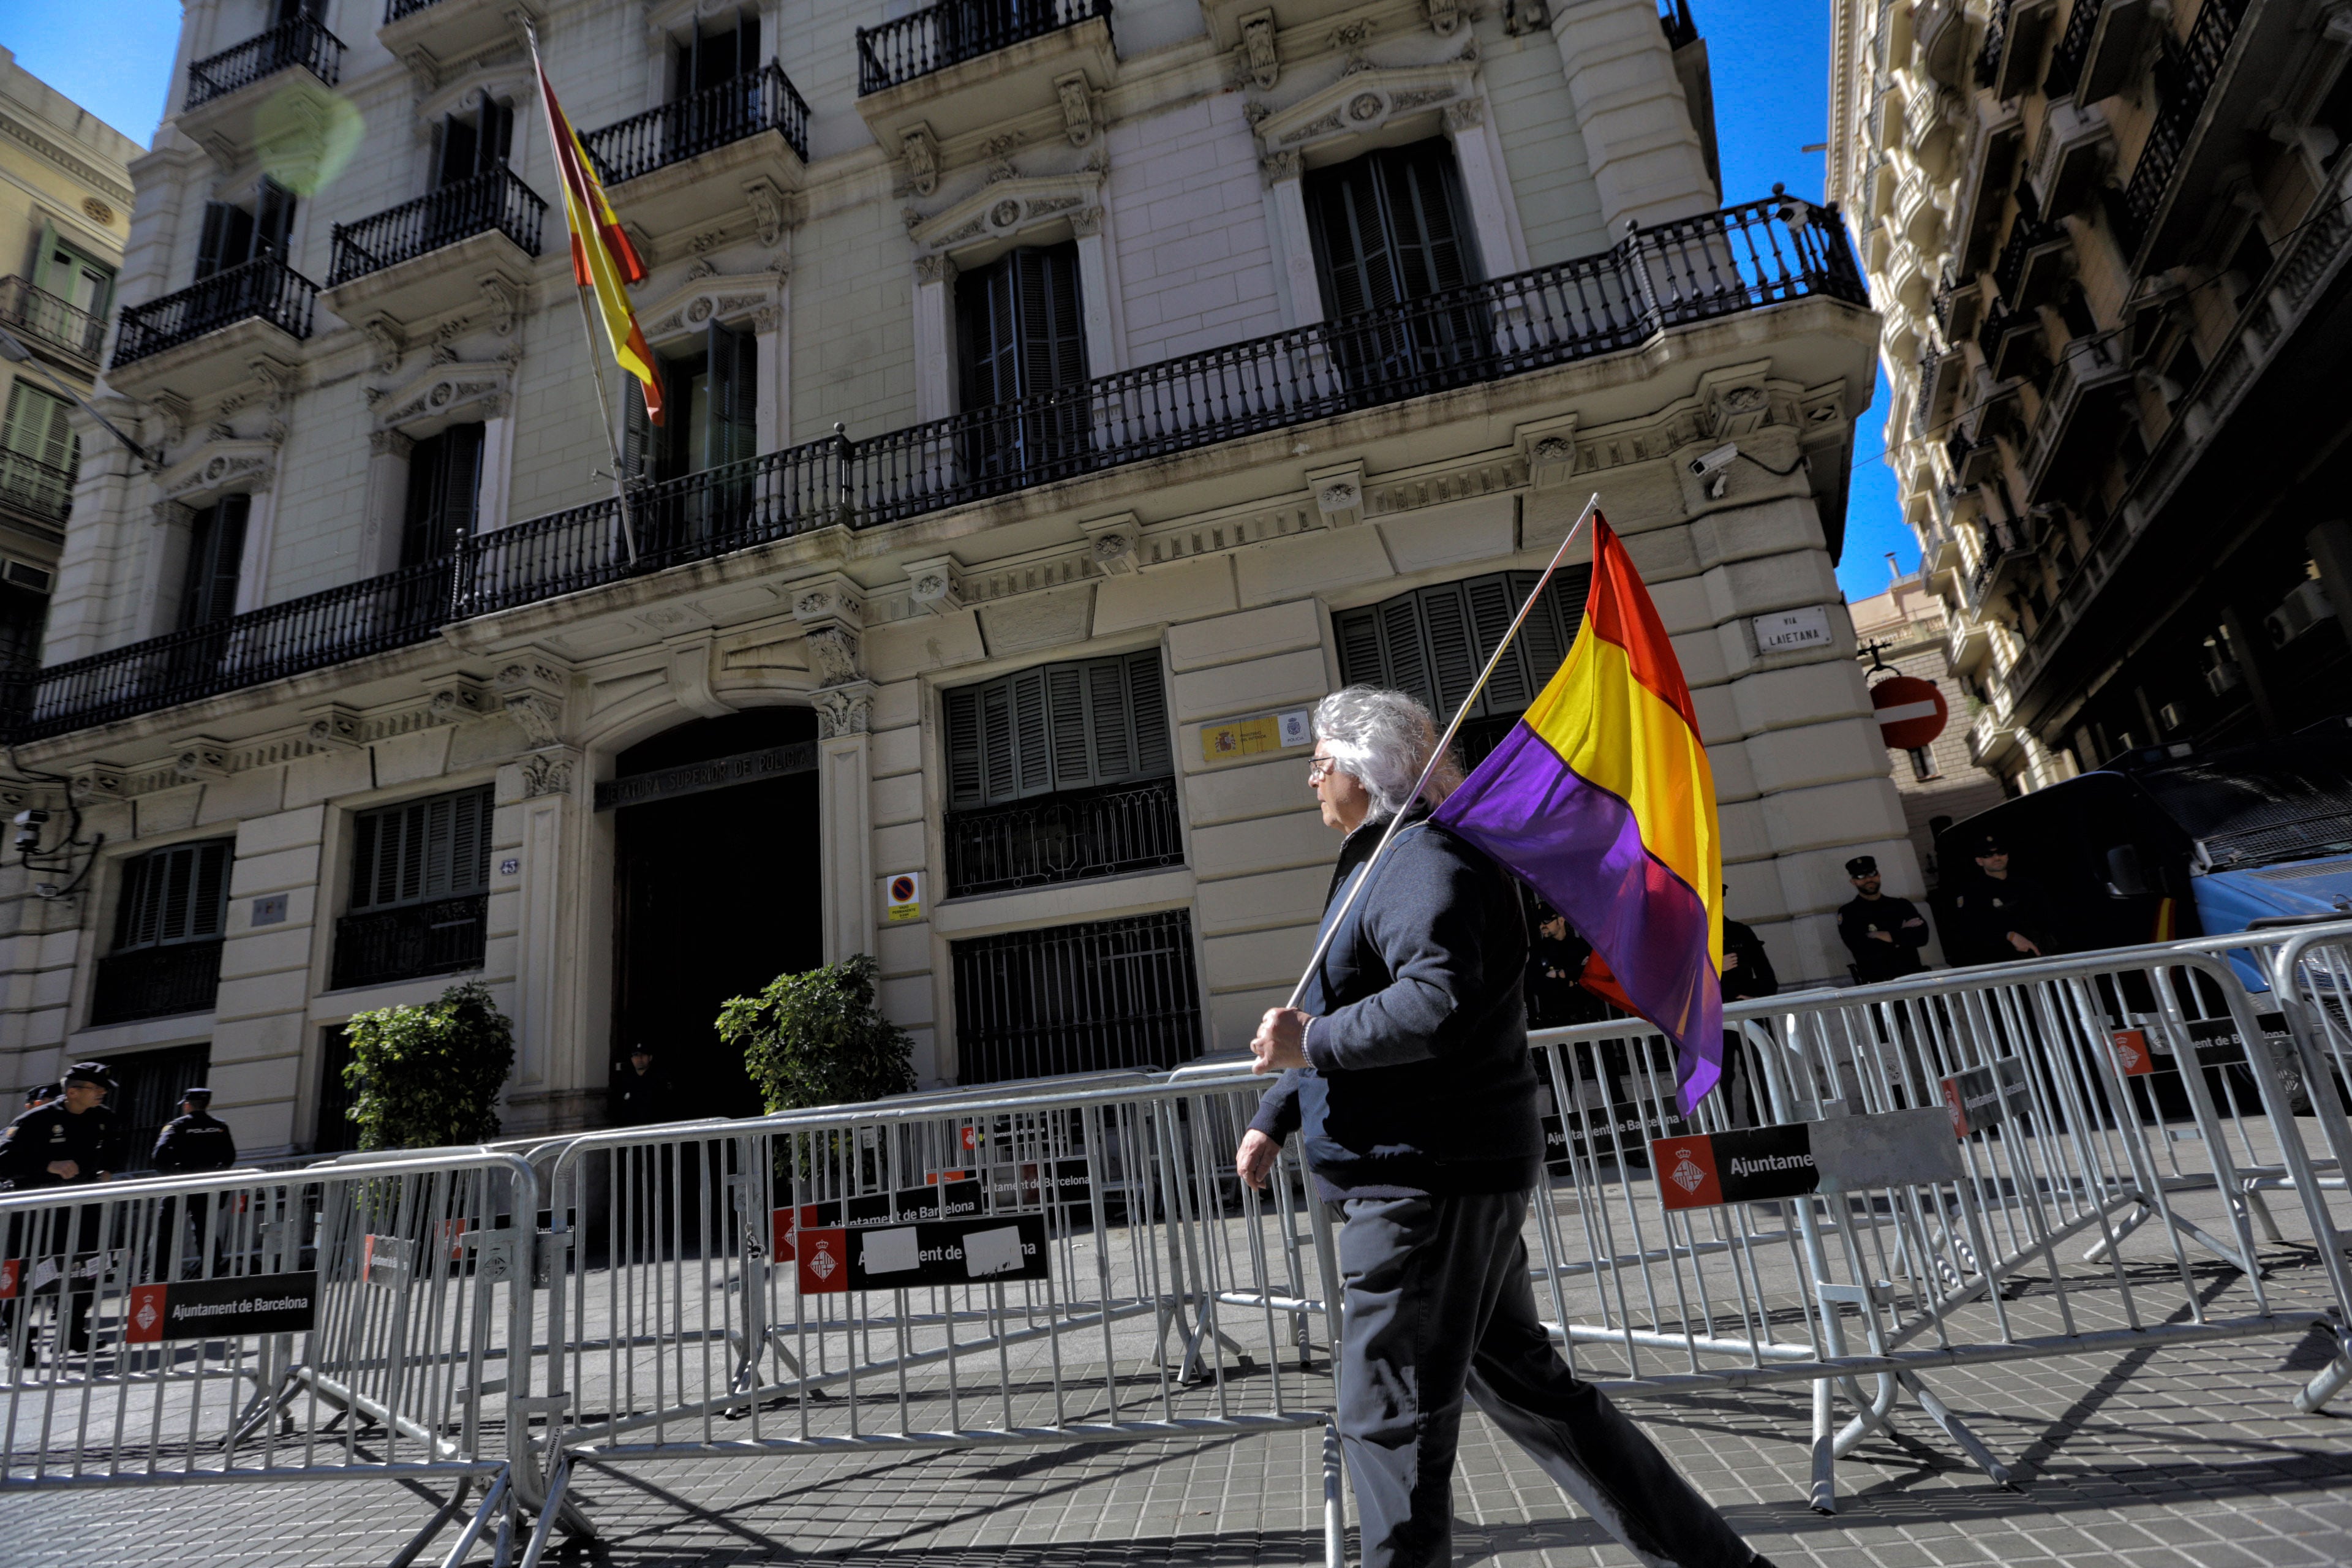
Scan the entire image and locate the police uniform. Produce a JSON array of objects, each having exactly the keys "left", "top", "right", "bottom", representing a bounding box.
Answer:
[
  {"left": 1947, "top": 840, "right": 2051, "bottom": 967},
  {"left": 154, "top": 1090, "right": 238, "bottom": 1275},
  {"left": 1836, "top": 855, "right": 1931, "bottom": 984},
  {"left": 0, "top": 1064, "right": 119, "bottom": 1357}
]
